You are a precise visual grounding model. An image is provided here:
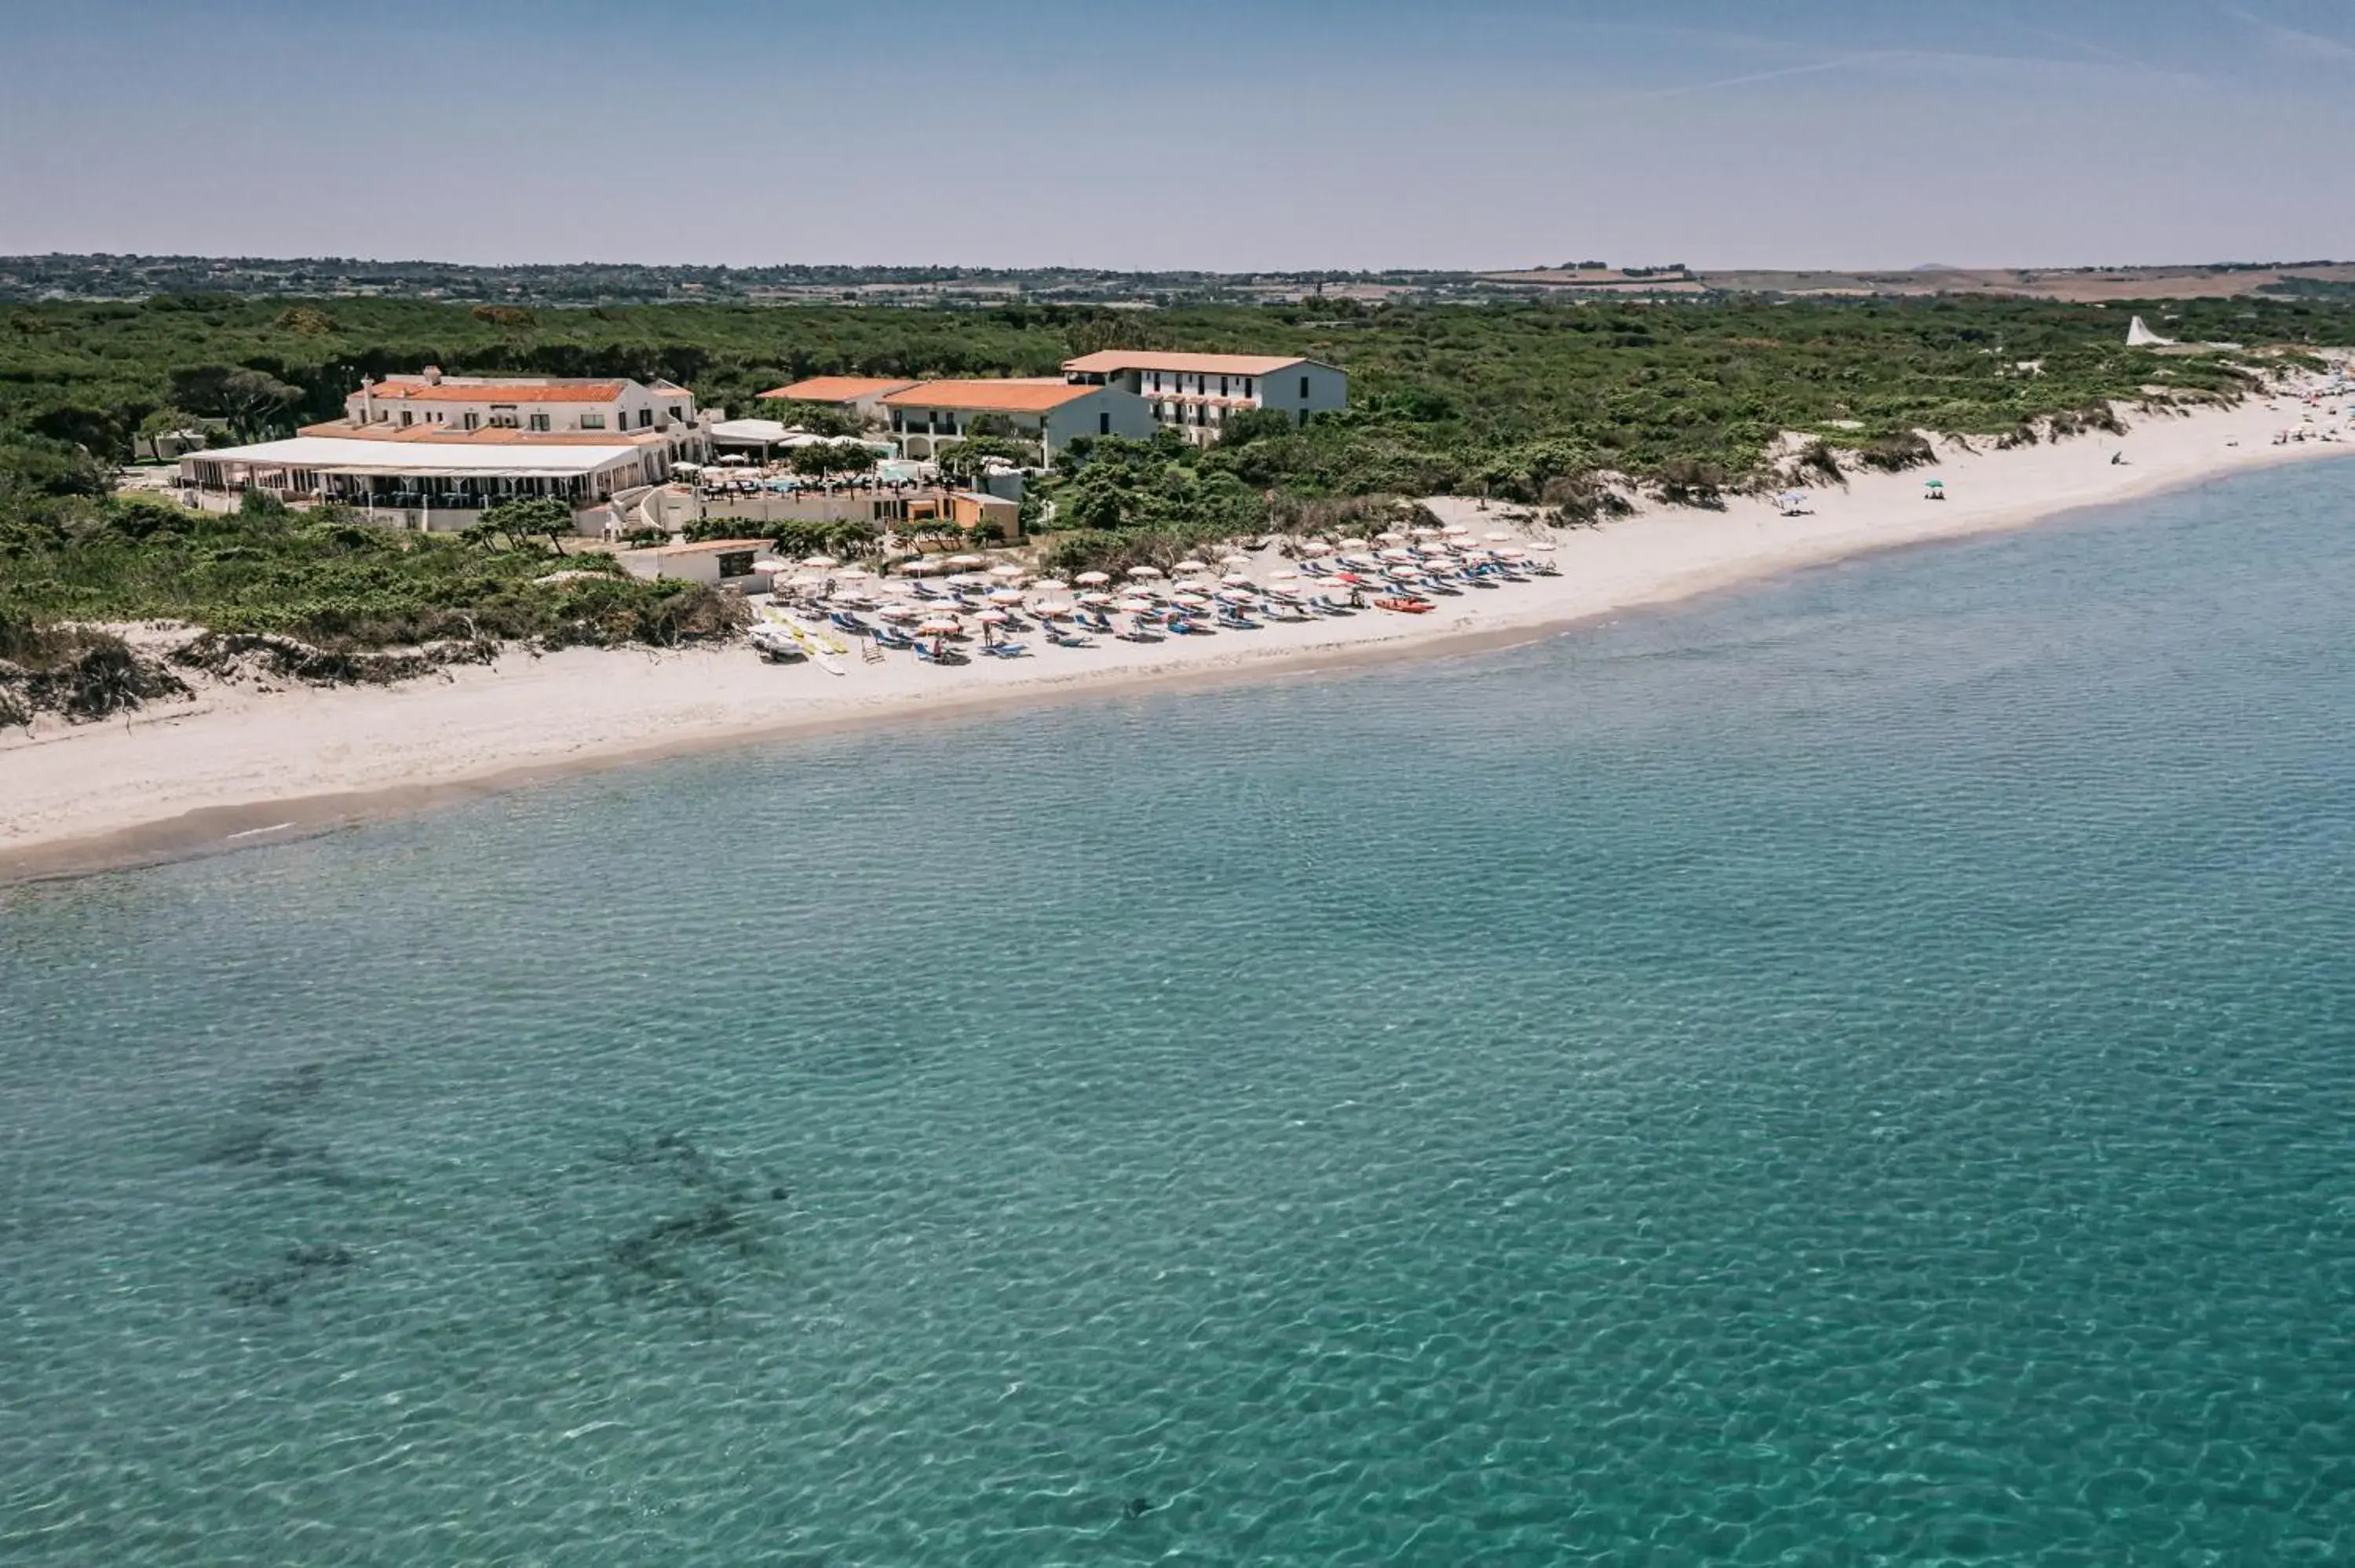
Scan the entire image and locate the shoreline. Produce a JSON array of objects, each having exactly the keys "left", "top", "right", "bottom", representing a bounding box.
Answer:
[{"left": 6, "top": 396, "right": 2351, "bottom": 888}]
